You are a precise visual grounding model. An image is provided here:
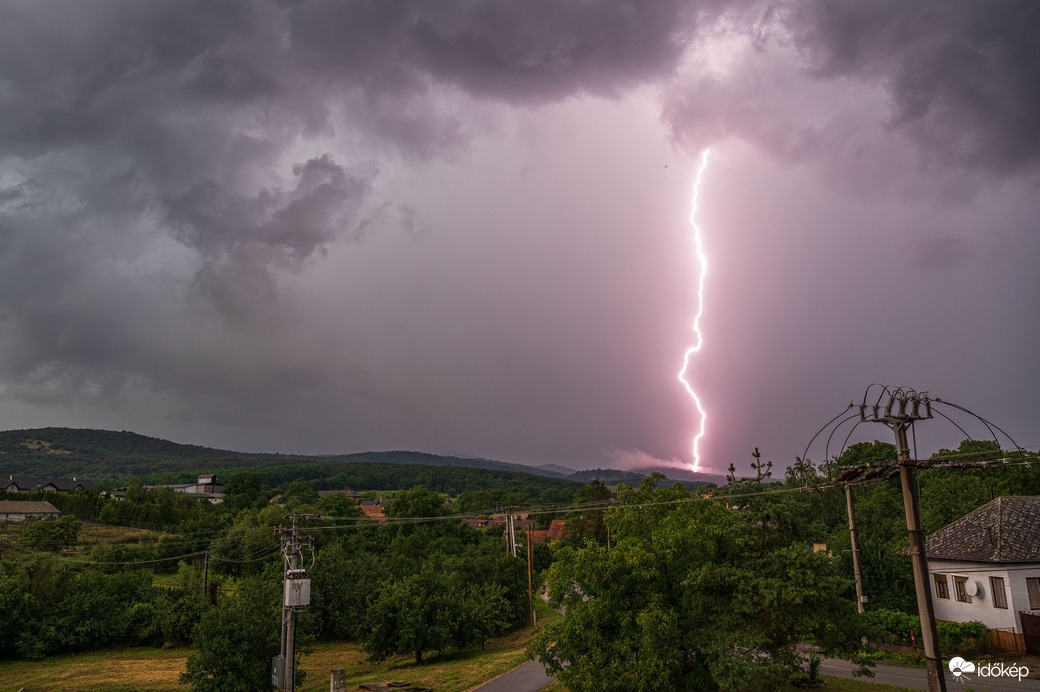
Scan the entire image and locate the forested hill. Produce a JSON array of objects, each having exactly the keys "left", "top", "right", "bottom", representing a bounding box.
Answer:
[
  {"left": 0, "top": 428, "right": 591, "bottom": 488},
  {"left": 0, "top": 427, "right": 720, "bottom": 494},
  {"left": 0, "top": 427, "right": 274, "bottom": 460}
]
